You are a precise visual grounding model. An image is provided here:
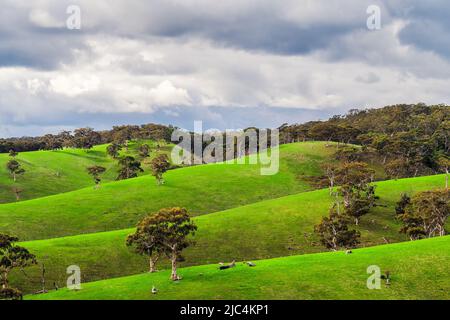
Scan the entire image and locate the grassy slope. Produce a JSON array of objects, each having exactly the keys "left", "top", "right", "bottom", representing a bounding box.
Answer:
[
  {"left": 12, "top": 174, "right": 446, "bottom": 294},
  {"left": 0, "top": 142, "right": 343, "bottom": 240},
  {"left": 27, "top": 236, "right": 450, "bottom": 300},
  {"left": 0, "top": 140, "right": 172, "bottom": 203}
]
